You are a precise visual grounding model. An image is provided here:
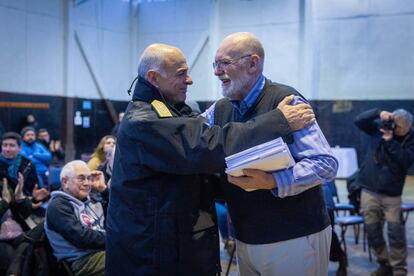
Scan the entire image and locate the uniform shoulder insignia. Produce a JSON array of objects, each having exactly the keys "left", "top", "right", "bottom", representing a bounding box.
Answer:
[{"left": 151, "top": 100, "right": 173, "bottom": 118}]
